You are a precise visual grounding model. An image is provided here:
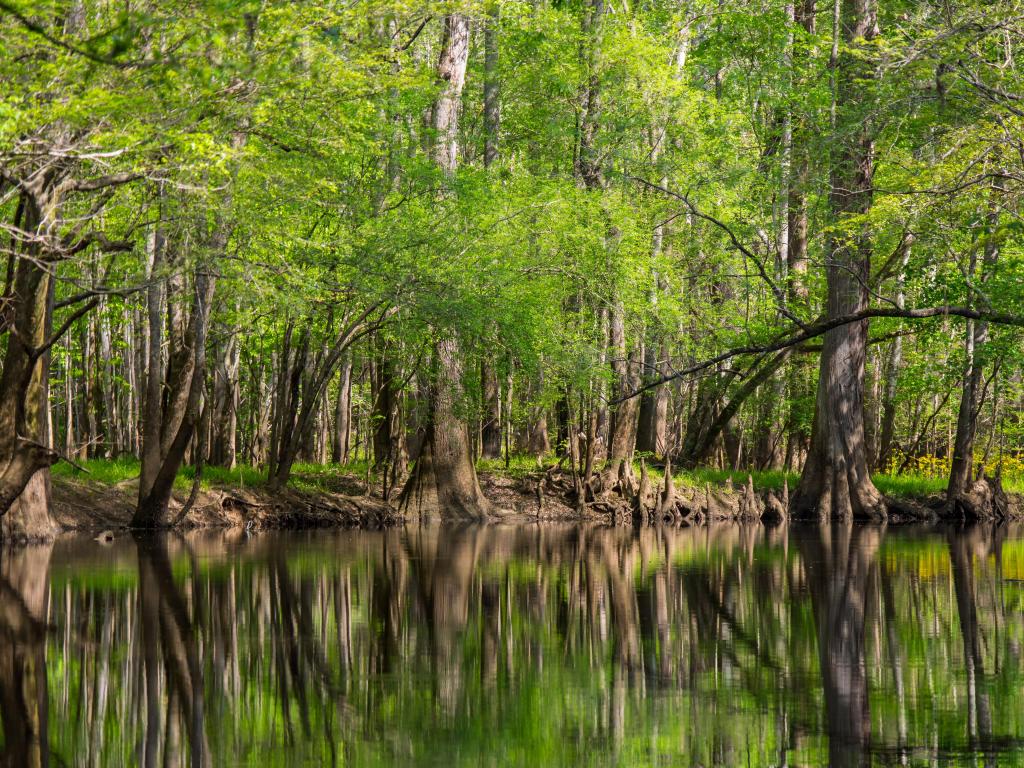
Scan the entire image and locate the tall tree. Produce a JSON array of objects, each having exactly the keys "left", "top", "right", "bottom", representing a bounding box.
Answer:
[
  {"left": 792, "top": 0, "right": 887, "bottom": 520},
  {"left": 399, "top": 15, "right": 495, "bottom": 519},
  {"left": 480, "top": 3, "right": 503, "bottom": 460},
  {"left": 948, "top": 176, "right": 1003, "bottom": 515}
]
